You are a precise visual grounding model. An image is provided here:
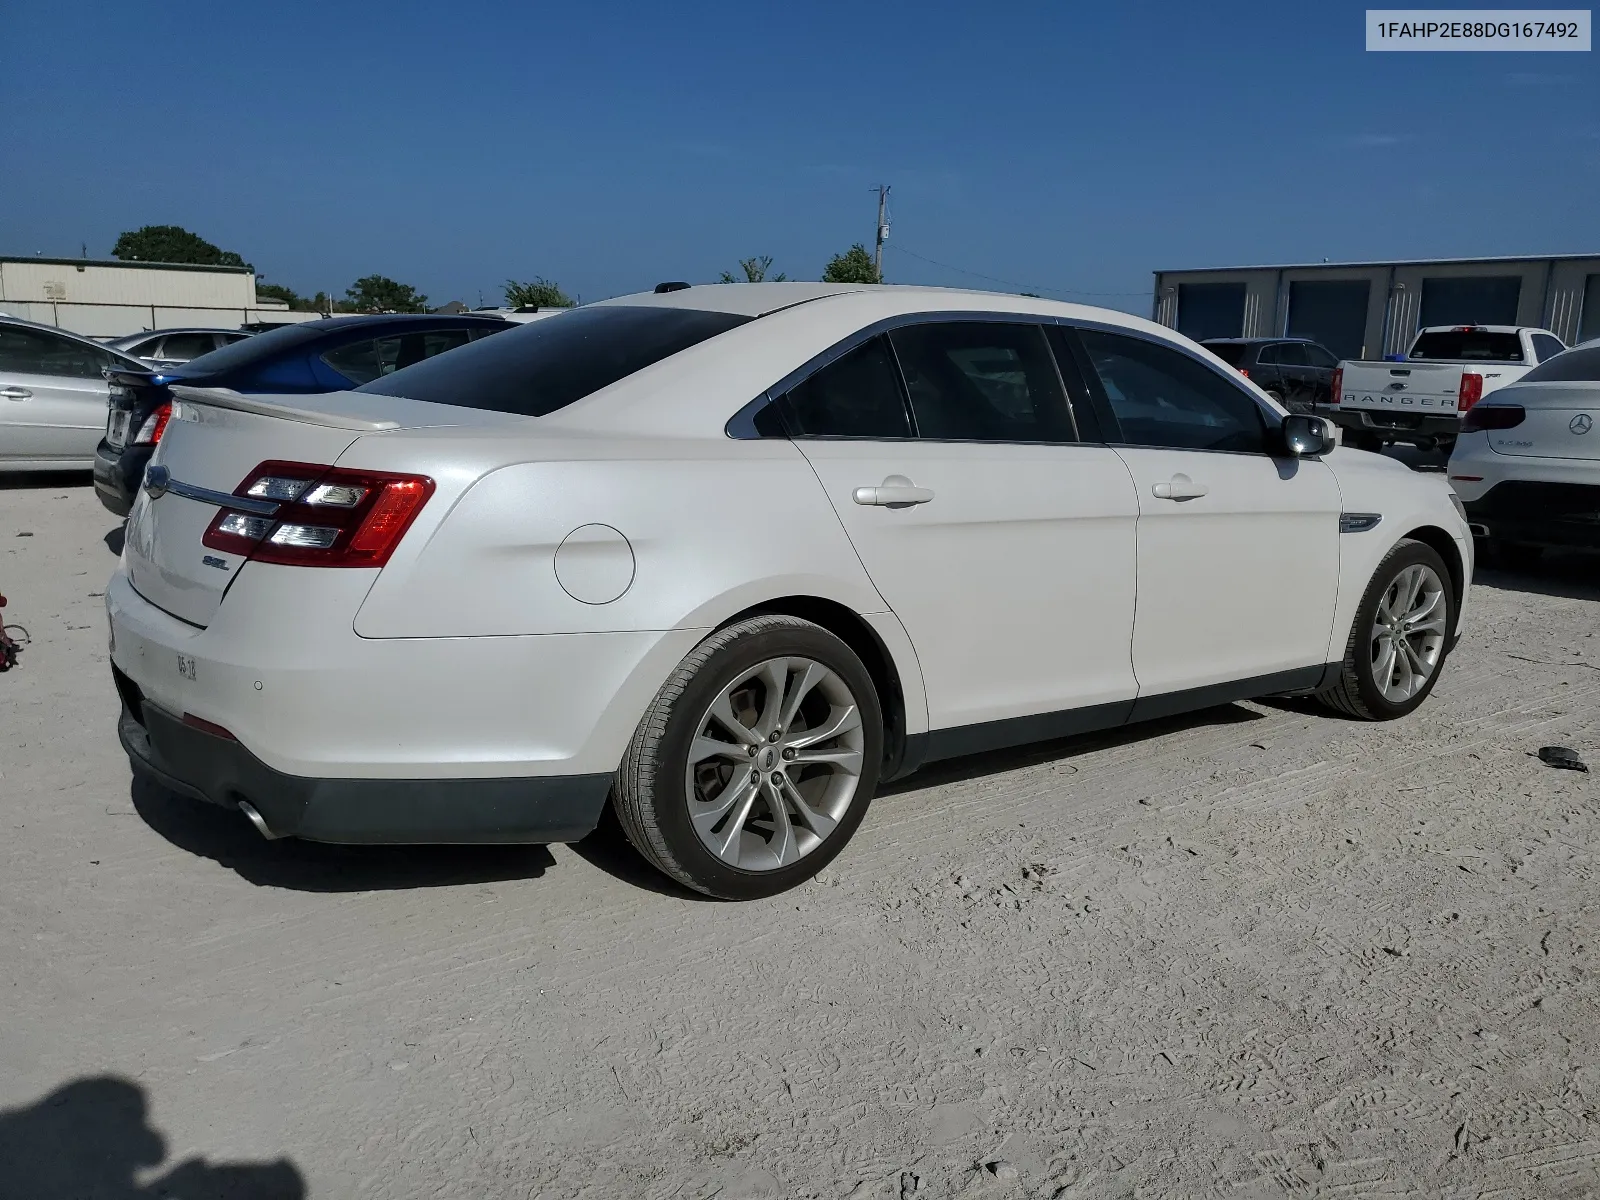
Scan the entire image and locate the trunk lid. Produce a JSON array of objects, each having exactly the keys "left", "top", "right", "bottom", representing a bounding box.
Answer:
[
  {"left": 1486, "top": 384, "right": 1600, "bottom": 461},
  {"left": 1338, "top": 361, "right": 1466, "bottom": 415}
]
